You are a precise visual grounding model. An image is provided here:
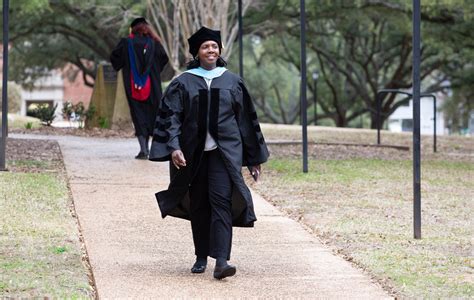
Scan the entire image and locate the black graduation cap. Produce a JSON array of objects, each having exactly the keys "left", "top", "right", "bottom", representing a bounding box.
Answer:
[
  {"left": 187, "top": 26, "right": 222, "bottom": 57},
  {"left": 130, "top": 17, "right": 148, "bottom": 28}
]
